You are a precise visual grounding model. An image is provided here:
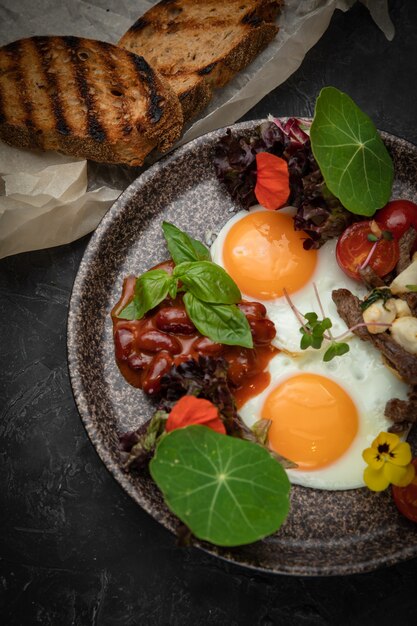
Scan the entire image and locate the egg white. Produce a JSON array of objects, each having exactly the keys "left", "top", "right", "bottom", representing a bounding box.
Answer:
[{"left": 211, "top": 207, "right": 410, "bottom": 490}]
